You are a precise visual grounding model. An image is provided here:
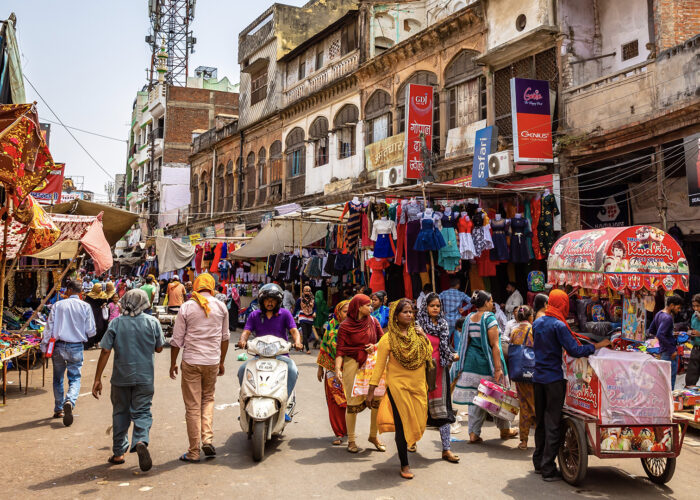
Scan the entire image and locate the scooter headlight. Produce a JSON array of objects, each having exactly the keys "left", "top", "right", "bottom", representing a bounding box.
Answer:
[{"left": 245, "top": 369, "right": 256, "bottom": 389}]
